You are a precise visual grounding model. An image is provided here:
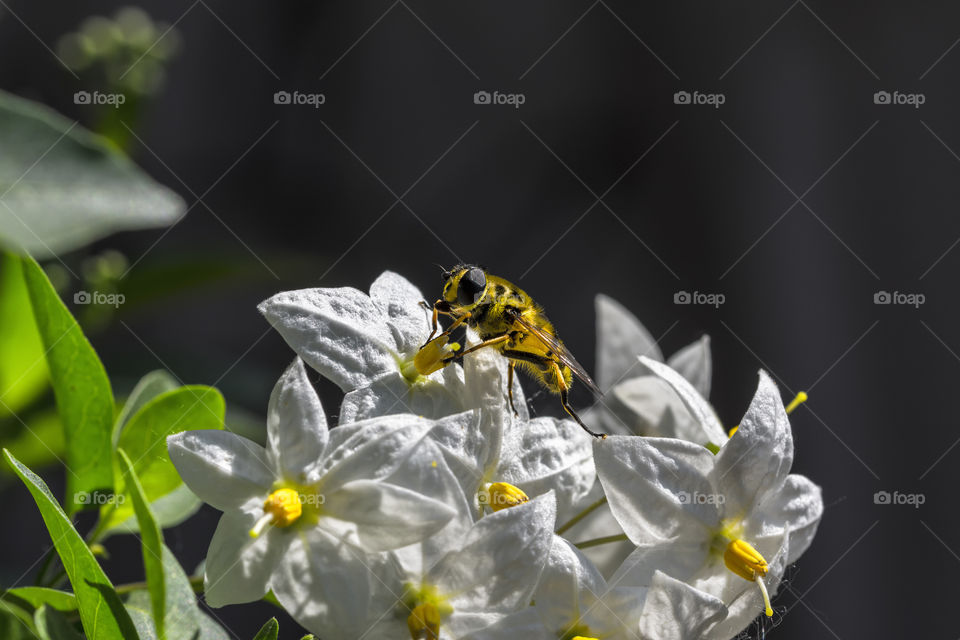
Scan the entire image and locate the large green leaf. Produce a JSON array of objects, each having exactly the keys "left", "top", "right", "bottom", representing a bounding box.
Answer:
[
  {"left": 20, "top": 256, "right": 114, "bottom": 514},
  {"left": 102, "top": 386, "right": 224, "bottom": 531},
  {"left": 124, "top": 546, "right": 228, "bottom": 640},
  {"left": 113, "top": 370, "right": 179, "bottom": 446},
  {"left": 0, "top": 251, "right": 47, "bottom": 419},
  {"left": 0, "top": 90, "right": 185, "bottom": 257},
  {"left": 118, "top": 449, "right": 165, "bottom": 640},
  {"left": 4, "top": 449, "right": 139, "bottom": 640},
  {"left": 252, "top": 618, "right": 279, "bottom": 640},
  {"left": 2, "top": 587, "right": 77, "bottom": 612}
]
